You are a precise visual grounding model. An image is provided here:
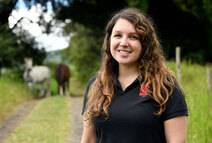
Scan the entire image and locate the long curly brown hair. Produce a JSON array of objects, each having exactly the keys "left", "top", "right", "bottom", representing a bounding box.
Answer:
[{"left": 84, "top": 8, "right": 183, "bottom": 123}]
